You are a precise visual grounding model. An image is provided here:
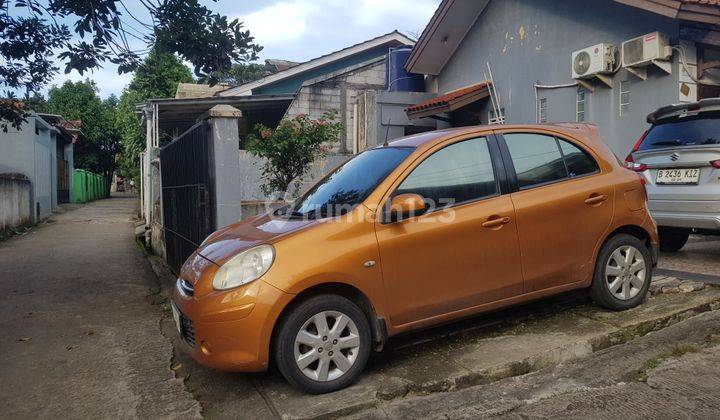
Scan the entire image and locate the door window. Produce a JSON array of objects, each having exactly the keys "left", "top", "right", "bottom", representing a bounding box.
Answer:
[
  {"left": 504, "top": 133, "right": 599, "bottom": 189},
  {"left": 396, "top": 138, "right": 497, "bottom": 208}
]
